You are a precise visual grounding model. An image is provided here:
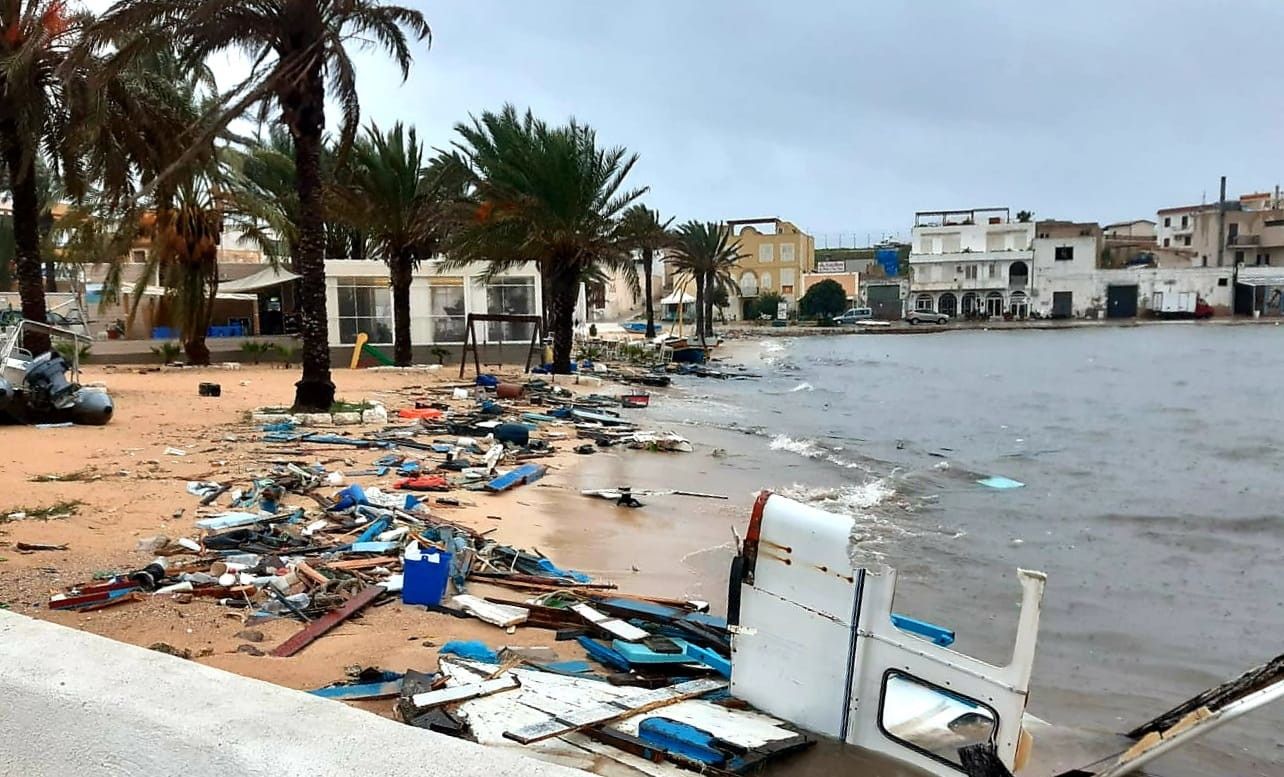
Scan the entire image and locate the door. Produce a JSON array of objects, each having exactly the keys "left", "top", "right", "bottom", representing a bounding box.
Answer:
[
  {"left": 1106, "top": 284, "right": 1138, "bottom": 318},
  {"left": 1051, "top": 291, "right": 1073, "bottom": 318}
]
